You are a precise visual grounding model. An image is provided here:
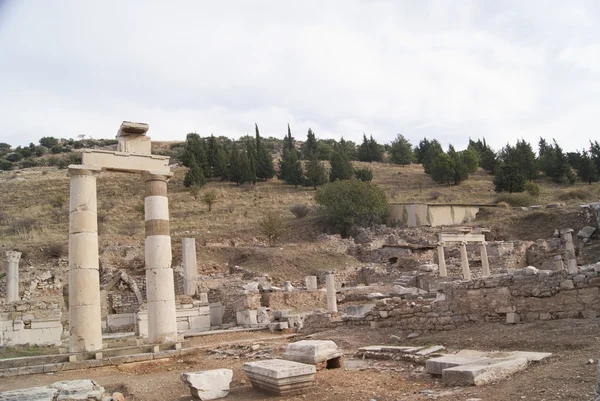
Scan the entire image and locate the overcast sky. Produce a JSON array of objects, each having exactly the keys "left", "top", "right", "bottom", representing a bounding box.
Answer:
[{"left": 1, "top": 1, "right": 599, "bottom": 152}]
